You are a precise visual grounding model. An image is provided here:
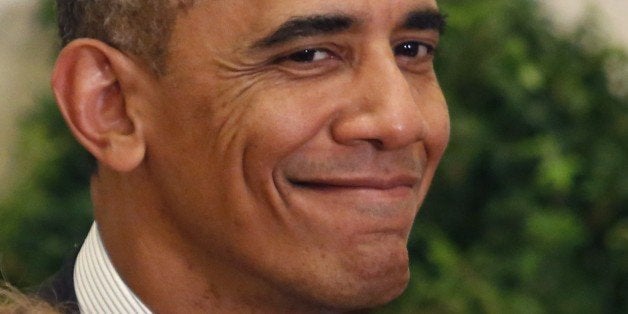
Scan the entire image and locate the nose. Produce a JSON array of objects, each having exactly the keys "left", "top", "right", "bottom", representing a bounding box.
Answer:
[{"left": 331, "top": 51, "right": 427, "bottom": 150}]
